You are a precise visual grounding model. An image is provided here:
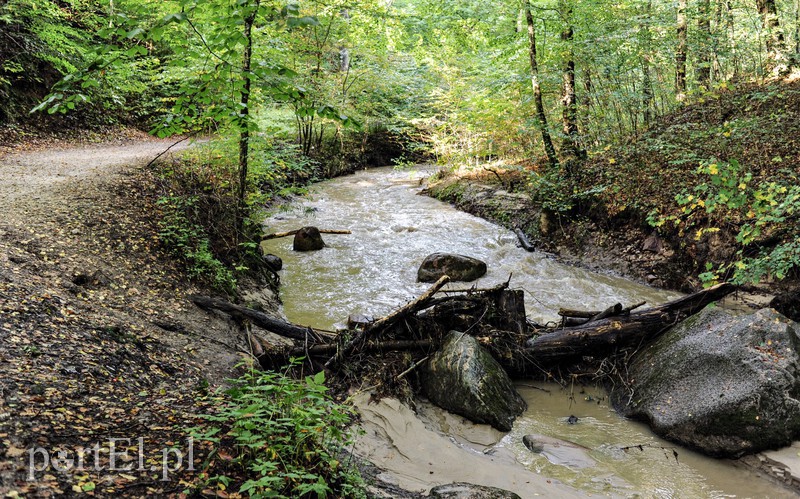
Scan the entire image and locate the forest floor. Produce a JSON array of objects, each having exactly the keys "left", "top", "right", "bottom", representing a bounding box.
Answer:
[{"left": 0, "top": 133, "right": 257, "bottom": 497}]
